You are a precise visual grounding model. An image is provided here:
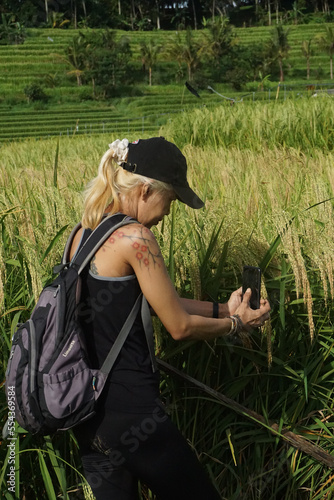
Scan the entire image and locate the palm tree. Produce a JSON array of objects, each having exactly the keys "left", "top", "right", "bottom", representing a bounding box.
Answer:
[
  {"left": 60, "top": 34, "right": 88, "bottom": 86},
  {"left": 140, "top": 40, "right": 161, "bottom": 86},
  {"left": 200, "top": 17, "right": 235, "bottom": 60},
  {"left": 267, "top": 25, "right": 290, "bottom": 82},
  {"left": 190, "top": 0, "right": 198, "bottom": 30},
  {"left": 72, "top": 0, "right": 77, "bottom": 29},
  {"left": 301, "top": 39, "right": 313, "bottom": 80},
  {"left": 317, "top": 26, "right": 334, "bottom": 80},
  {"left": 166, "top": 28, "right": 201, "bottom": 82},
  {"left": 82, "top": 0, "right": 87, "bottom": 18},
  {"left": 200, "top": 17, "right": 236, "bottom": 80},
  {"left": 291, "top": 1, "right": 303, "bottom": 25}
]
